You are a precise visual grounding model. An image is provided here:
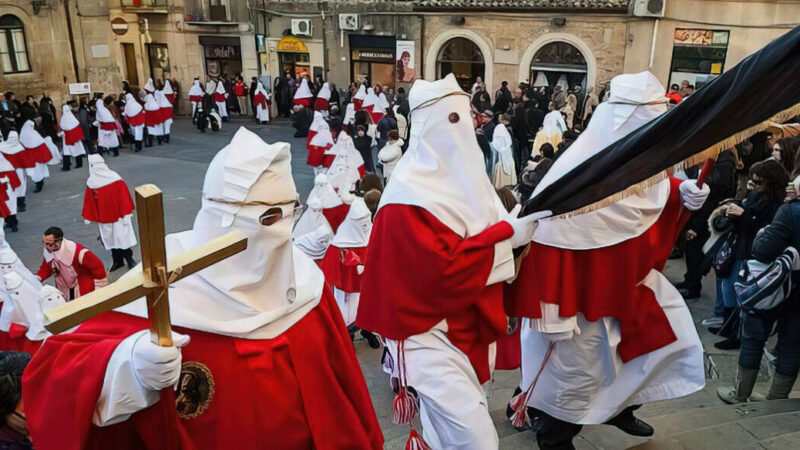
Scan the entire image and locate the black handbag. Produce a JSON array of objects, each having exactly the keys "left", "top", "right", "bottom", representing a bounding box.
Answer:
[{"left": 713, "top": 231, "right": 739, "bottom": 277}]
